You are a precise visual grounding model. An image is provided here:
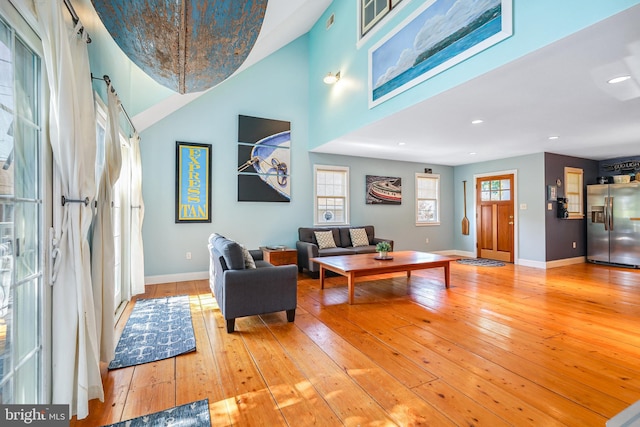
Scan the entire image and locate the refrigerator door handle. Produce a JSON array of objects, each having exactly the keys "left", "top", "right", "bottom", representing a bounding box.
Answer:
[
  {"left": 604, "top": 197, "right": 609, "bottom": 231},
  {"left": 609, "top": 196, "right": 614, "bottom": 231}
]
